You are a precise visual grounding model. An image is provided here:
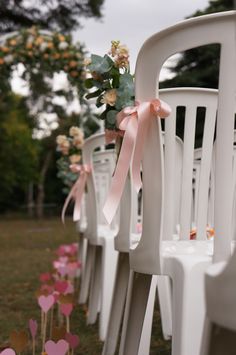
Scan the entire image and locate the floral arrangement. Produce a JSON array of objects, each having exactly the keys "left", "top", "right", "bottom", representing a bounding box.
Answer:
[
  {"left": 56, "top": 127, "right": 84, "bottom": 193},
  {"left": 84, "top": 41, "right": 135, "bottom": 131},
  {"left": 0, "top": 26, "right": 86, "bottom": 98},
  {"left": 1, "top": 243, "right": 81, "bottom": 355}
]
